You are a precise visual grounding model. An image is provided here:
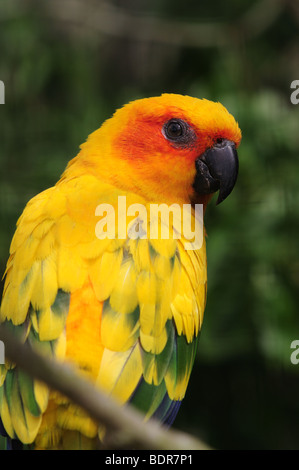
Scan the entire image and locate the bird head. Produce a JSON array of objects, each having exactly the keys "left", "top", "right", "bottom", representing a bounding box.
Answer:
[{"left": 71, "top": 94, "right": 241, "bottom": 207}]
